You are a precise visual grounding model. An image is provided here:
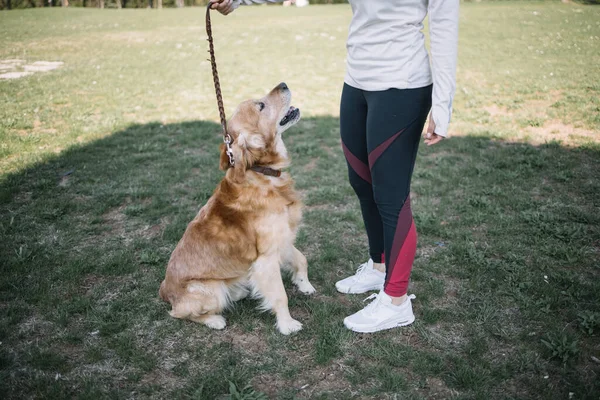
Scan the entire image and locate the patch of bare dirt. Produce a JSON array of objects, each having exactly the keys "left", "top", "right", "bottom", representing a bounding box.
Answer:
[
  {"left": 293, "top": 364, "right": 355, "bottom": 398},
  {"left": 24, "top": 61, "right": 64, "bottom": 73},
  {"left": 0, "top": 59, "right": 24, "bottom": 70},
  {"left": 418, "top": 377, "right": 460, "bottom": 399},
  {"left": 58, "top": 174, "right": 71, "bottom": 187},
  {"left": 526, "top": 120, "right": 599, "bottom": 145},
  {"left": 0, "top": 71, "right": 33, "bottom": 79},
  {"left": 18, "top": 315, "right": 57, "bottom": 338},
  {"left": 324, "top": 292, "right": 353, "bottom": 308},
  {"left": 416, "top": 245, "right": 439, "bottom": 260},
  {"left": 483, "top": 104, "right": 511, "bottom": 118},
  {"left": 136, "top": 217, "right": 168, "bottom": 240},
  {"left": 72, "top": 359, "right": 134, "bottom": 382},
  {"left": 253, "top": 362, "right": 353, "bottom": 399},
  {"left": 79, "top": 274, "right": 132, "bottom": 306},
  {"left": 483, "top": 91, "right": 563, "bottom": 120},
  {"left": 527, "top": 90, "right": 563, "bottom": 109},
  {"left": 102, "top": 204, "right": 127, "bottom": 237},
  {"left": 252, "top": 373, "right": 289, "bottom": 398},
  {"left": 0, "top": 59, "right": 63, "bottom": 79},
  {"left": 81, "top": 274, "right": 109, "bottom": 296},
  {"left": 100, "top": 198, "right": 162, "bottom": 243},
  {"left": 423, "top": 322, "right": 468, "bottom": 350},
  {"left": 225, "top": 328, "right": 269, "bottom": 354},
  {"left": 139, "top": 369, "right": 183, "bottom": 391},
  {"left": 441, "top": 276, "right": 463, "bottom": 300},
  {"left": 477, "top": 91, "right": 598, "bottom": 146}
]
